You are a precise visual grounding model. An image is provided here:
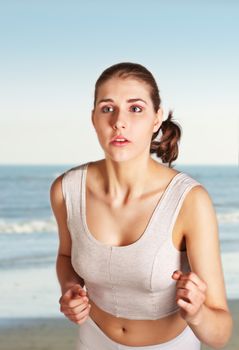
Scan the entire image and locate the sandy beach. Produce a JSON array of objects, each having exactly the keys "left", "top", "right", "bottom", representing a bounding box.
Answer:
[{"left": 0, "top": 299, "right": 237, "bottom": 350}]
